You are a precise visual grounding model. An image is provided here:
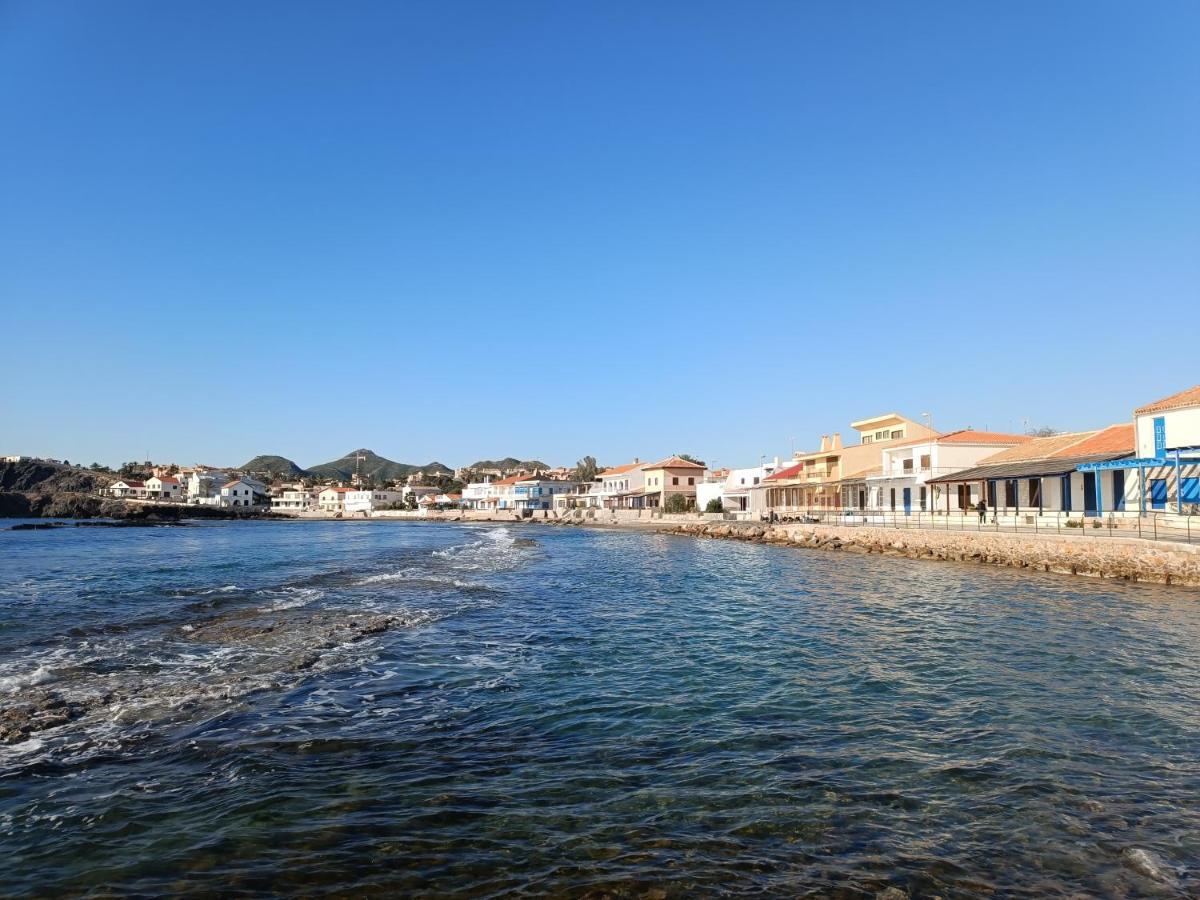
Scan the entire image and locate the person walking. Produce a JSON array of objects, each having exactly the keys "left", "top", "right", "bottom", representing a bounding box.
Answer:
[{"left": 976, "top": 499, "right": 988, "bottom": 524}]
